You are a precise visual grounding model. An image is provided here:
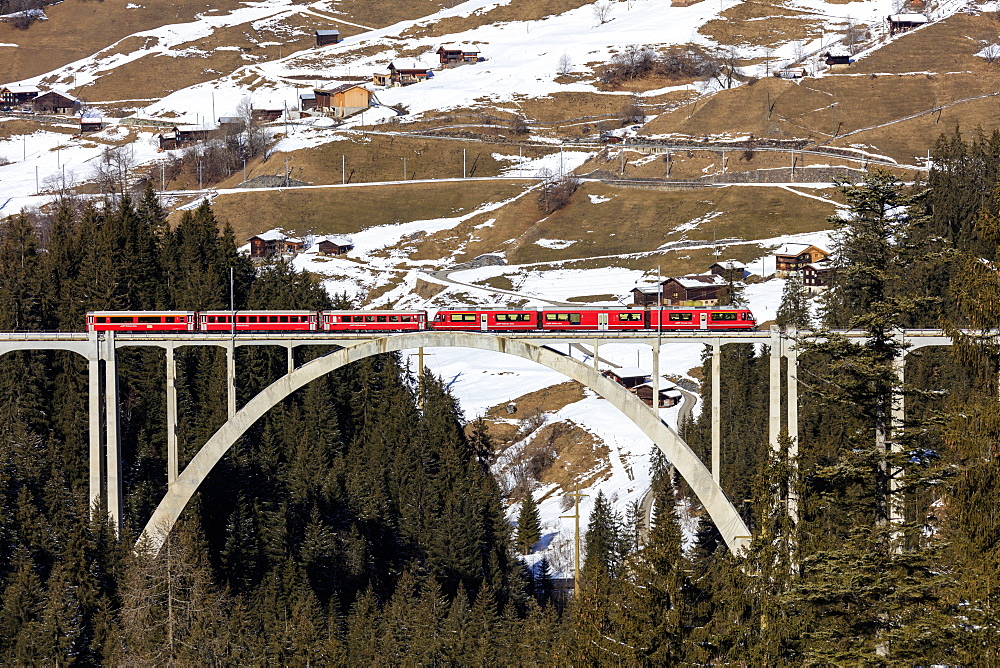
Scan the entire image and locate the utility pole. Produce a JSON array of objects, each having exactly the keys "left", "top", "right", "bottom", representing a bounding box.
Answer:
[
  {"left": 161, "top": 162, "right": 165, "bottom": 192},
  {"left": 198, "top": 160, "right": 203, "bottom": 191},
  {"left": 342, "top": 154, "right": 346, "bottom": 184},
  {"left": 285, "top": 157, "right": 289, "bottom": 187},
  {"left": 561, "top": 488, "right": 588, "bottom": 598},
  {"left": 242, "top": 158, "right": 246, "bottom": 183},
  {"left": 463, "top": 149, "right": 467, "bottom": 178},
  {"left": 408, "top": 348, "right": 427, "bottom": 408},
  {"left": 403, "top": 156, "right": 407, "bottom": 180}
]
